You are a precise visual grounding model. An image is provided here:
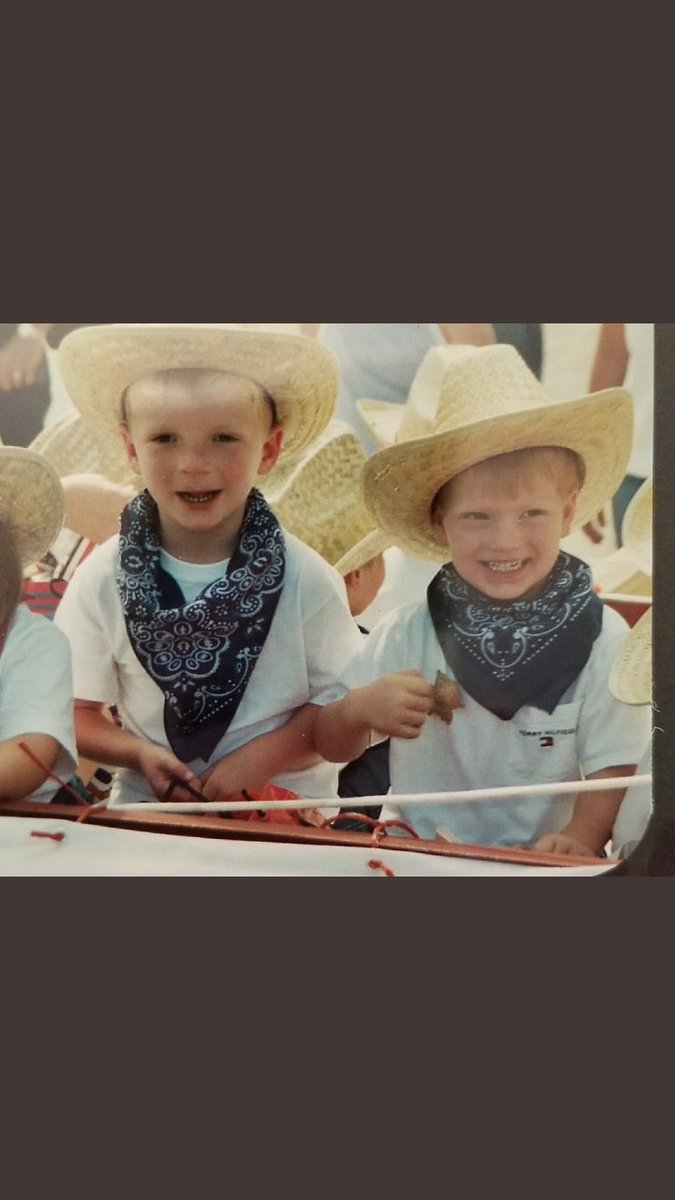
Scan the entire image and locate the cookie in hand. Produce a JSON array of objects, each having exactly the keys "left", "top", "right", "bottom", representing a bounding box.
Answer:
[{"left": 432, "top": 672, "right": 465, "bottom": 726}]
